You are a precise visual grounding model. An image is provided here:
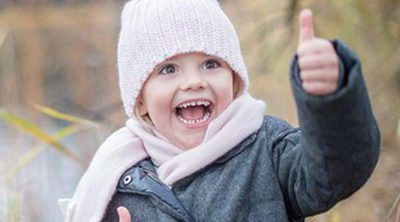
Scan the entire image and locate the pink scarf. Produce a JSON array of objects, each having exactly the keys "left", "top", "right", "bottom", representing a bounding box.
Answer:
[{"left": 59, "top": 93, "right": 265, "bottom": 222}]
